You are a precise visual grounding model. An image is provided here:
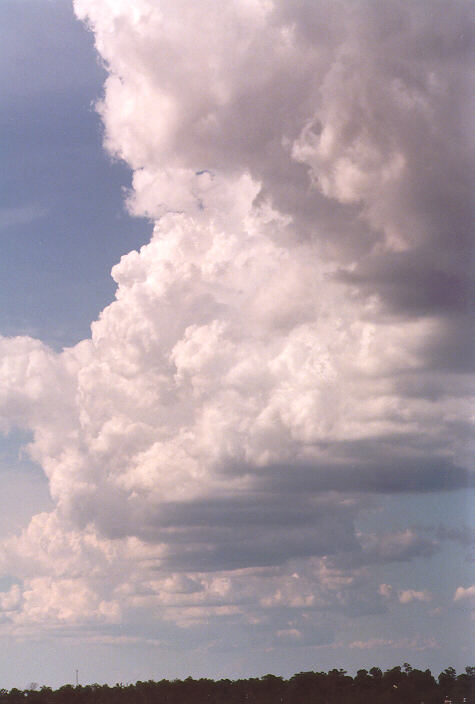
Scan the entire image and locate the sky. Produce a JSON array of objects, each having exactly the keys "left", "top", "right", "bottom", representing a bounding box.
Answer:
[{"left": 0, "top": 0, "right": 473, "bottom": 691}]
